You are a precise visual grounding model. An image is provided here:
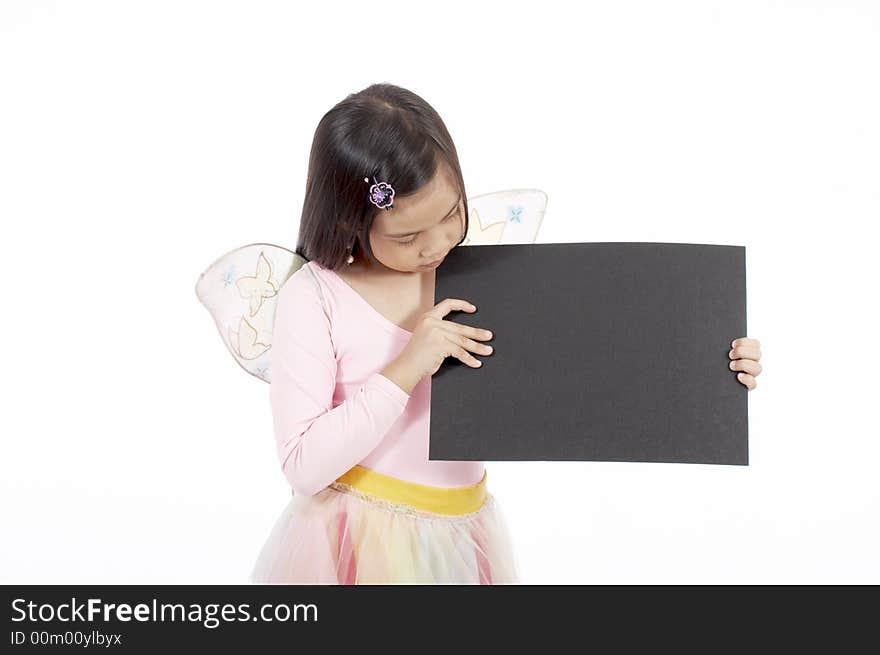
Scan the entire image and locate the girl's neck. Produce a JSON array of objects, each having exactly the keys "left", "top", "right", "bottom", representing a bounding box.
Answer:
[{"left": 345, "top": 257, "right": 434, "bottom": 284}]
